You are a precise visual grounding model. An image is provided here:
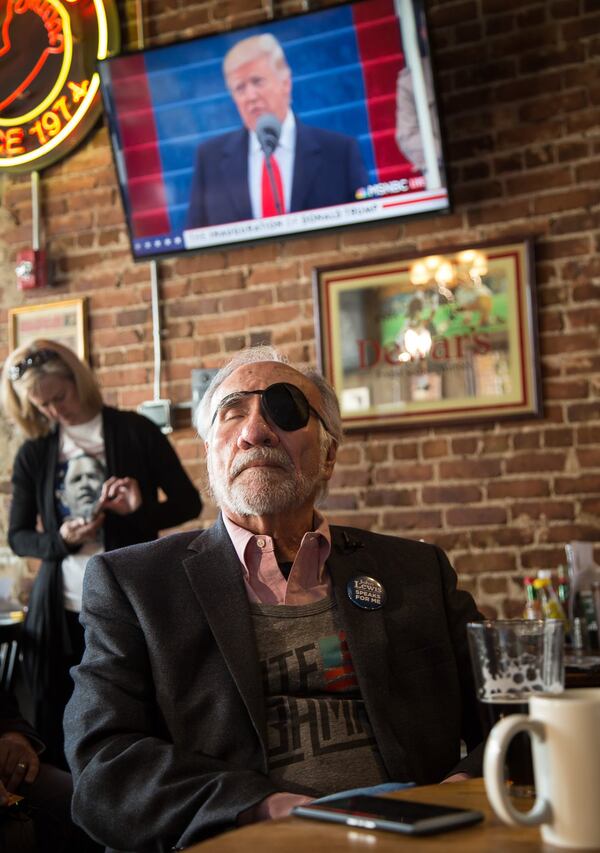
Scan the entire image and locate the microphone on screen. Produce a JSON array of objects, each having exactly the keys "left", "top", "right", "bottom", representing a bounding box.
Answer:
[
  {"left": 256, "top": 113, "right": 284, "bottom": 216},
  {"left": 256, "top": 112, "right": 281, "bottom": 157}
]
